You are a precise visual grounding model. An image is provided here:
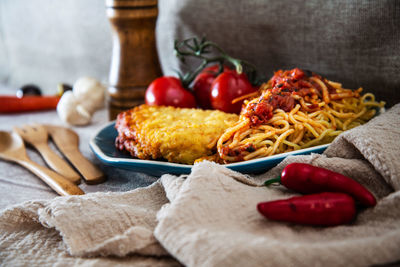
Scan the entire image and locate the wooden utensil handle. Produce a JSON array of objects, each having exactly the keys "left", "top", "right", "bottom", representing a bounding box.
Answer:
[
  {"left": 63, "top": 149, "right": 105, "bottom": 184},
  {"left": 19, "top": 159, "right": 84, "bottom": 196},
  {"left": 34, "top": 143, "right": 81, "bottom": 184}
]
